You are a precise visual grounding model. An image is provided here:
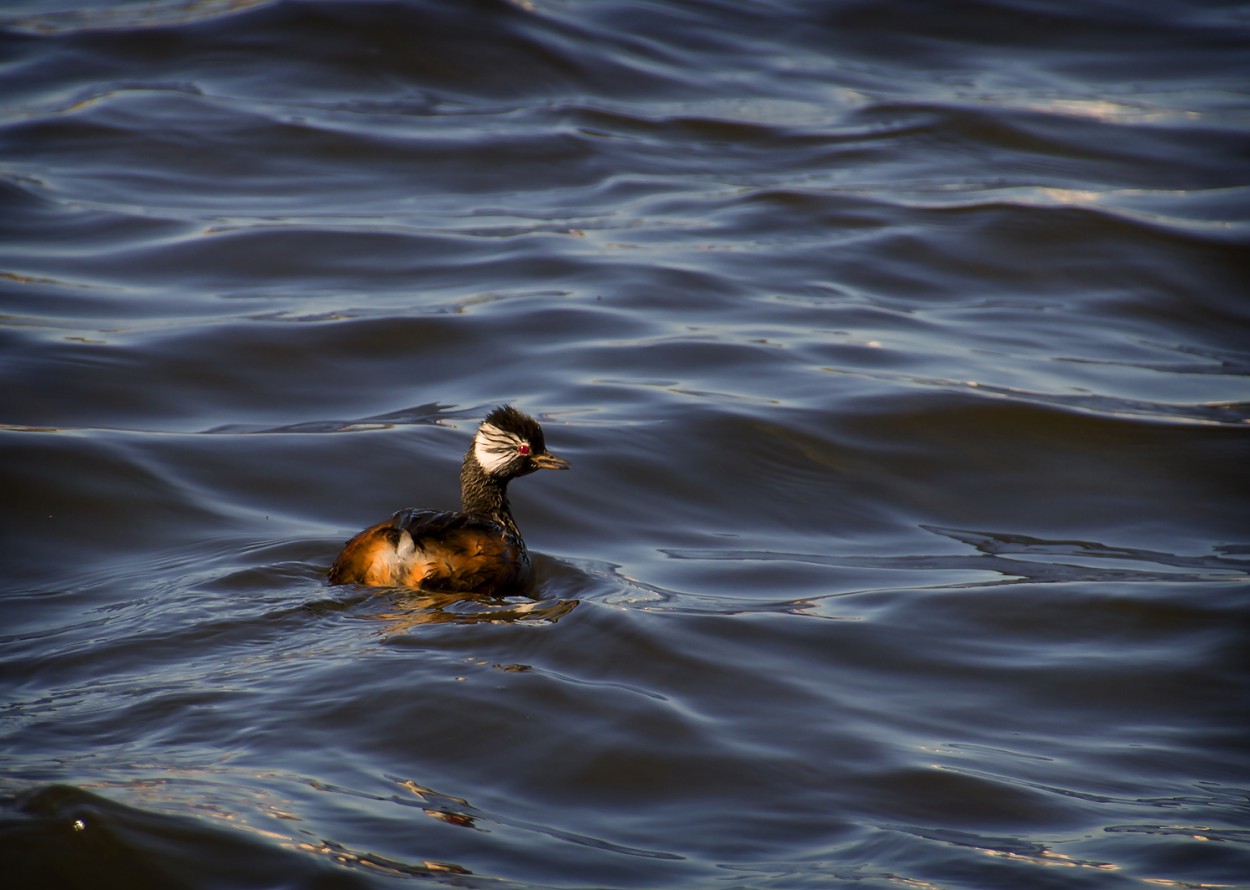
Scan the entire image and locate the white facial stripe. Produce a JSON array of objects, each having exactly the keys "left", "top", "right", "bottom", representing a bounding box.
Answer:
[{"left": 474, "top": 422, "right": 526, "bottom": 475}]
